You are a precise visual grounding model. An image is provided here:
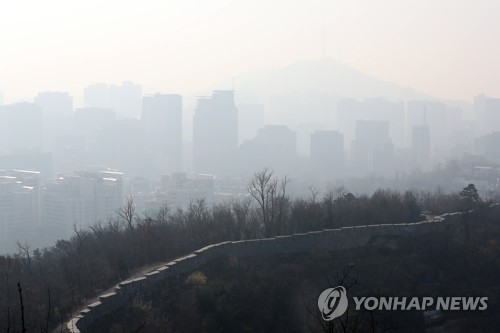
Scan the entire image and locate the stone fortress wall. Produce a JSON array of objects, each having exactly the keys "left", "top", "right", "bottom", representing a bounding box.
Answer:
[{"left": 67, "top": 210, "right": 477, "bottom": 332}]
